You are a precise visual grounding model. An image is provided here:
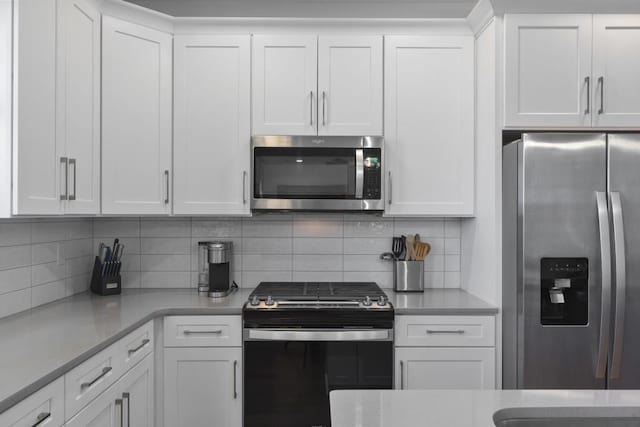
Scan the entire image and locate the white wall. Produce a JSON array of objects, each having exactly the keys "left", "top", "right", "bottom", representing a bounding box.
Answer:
[{"left": 461, "top": 18, "right": 501, "bottom": 307}]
